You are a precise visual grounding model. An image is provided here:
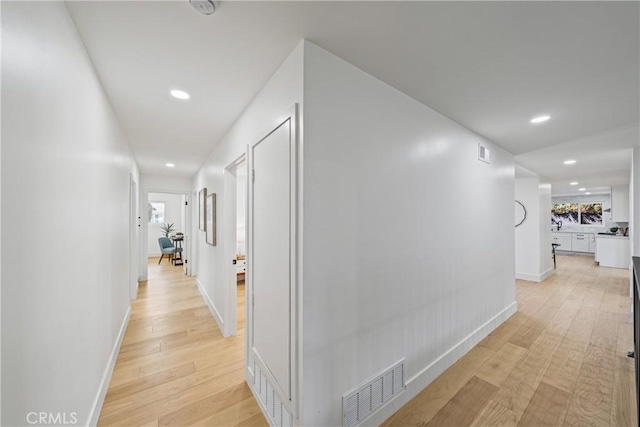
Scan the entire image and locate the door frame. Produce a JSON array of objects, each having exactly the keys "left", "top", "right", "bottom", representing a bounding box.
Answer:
[
  {"left": 140, "top": 189, "right": 192, "bottom": 281},
  {"left": 129, "top": 174, "right": 139, "bottom": 300},
  {"left": 223, "top": 153, "right": 247, "bottom": 337}
]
